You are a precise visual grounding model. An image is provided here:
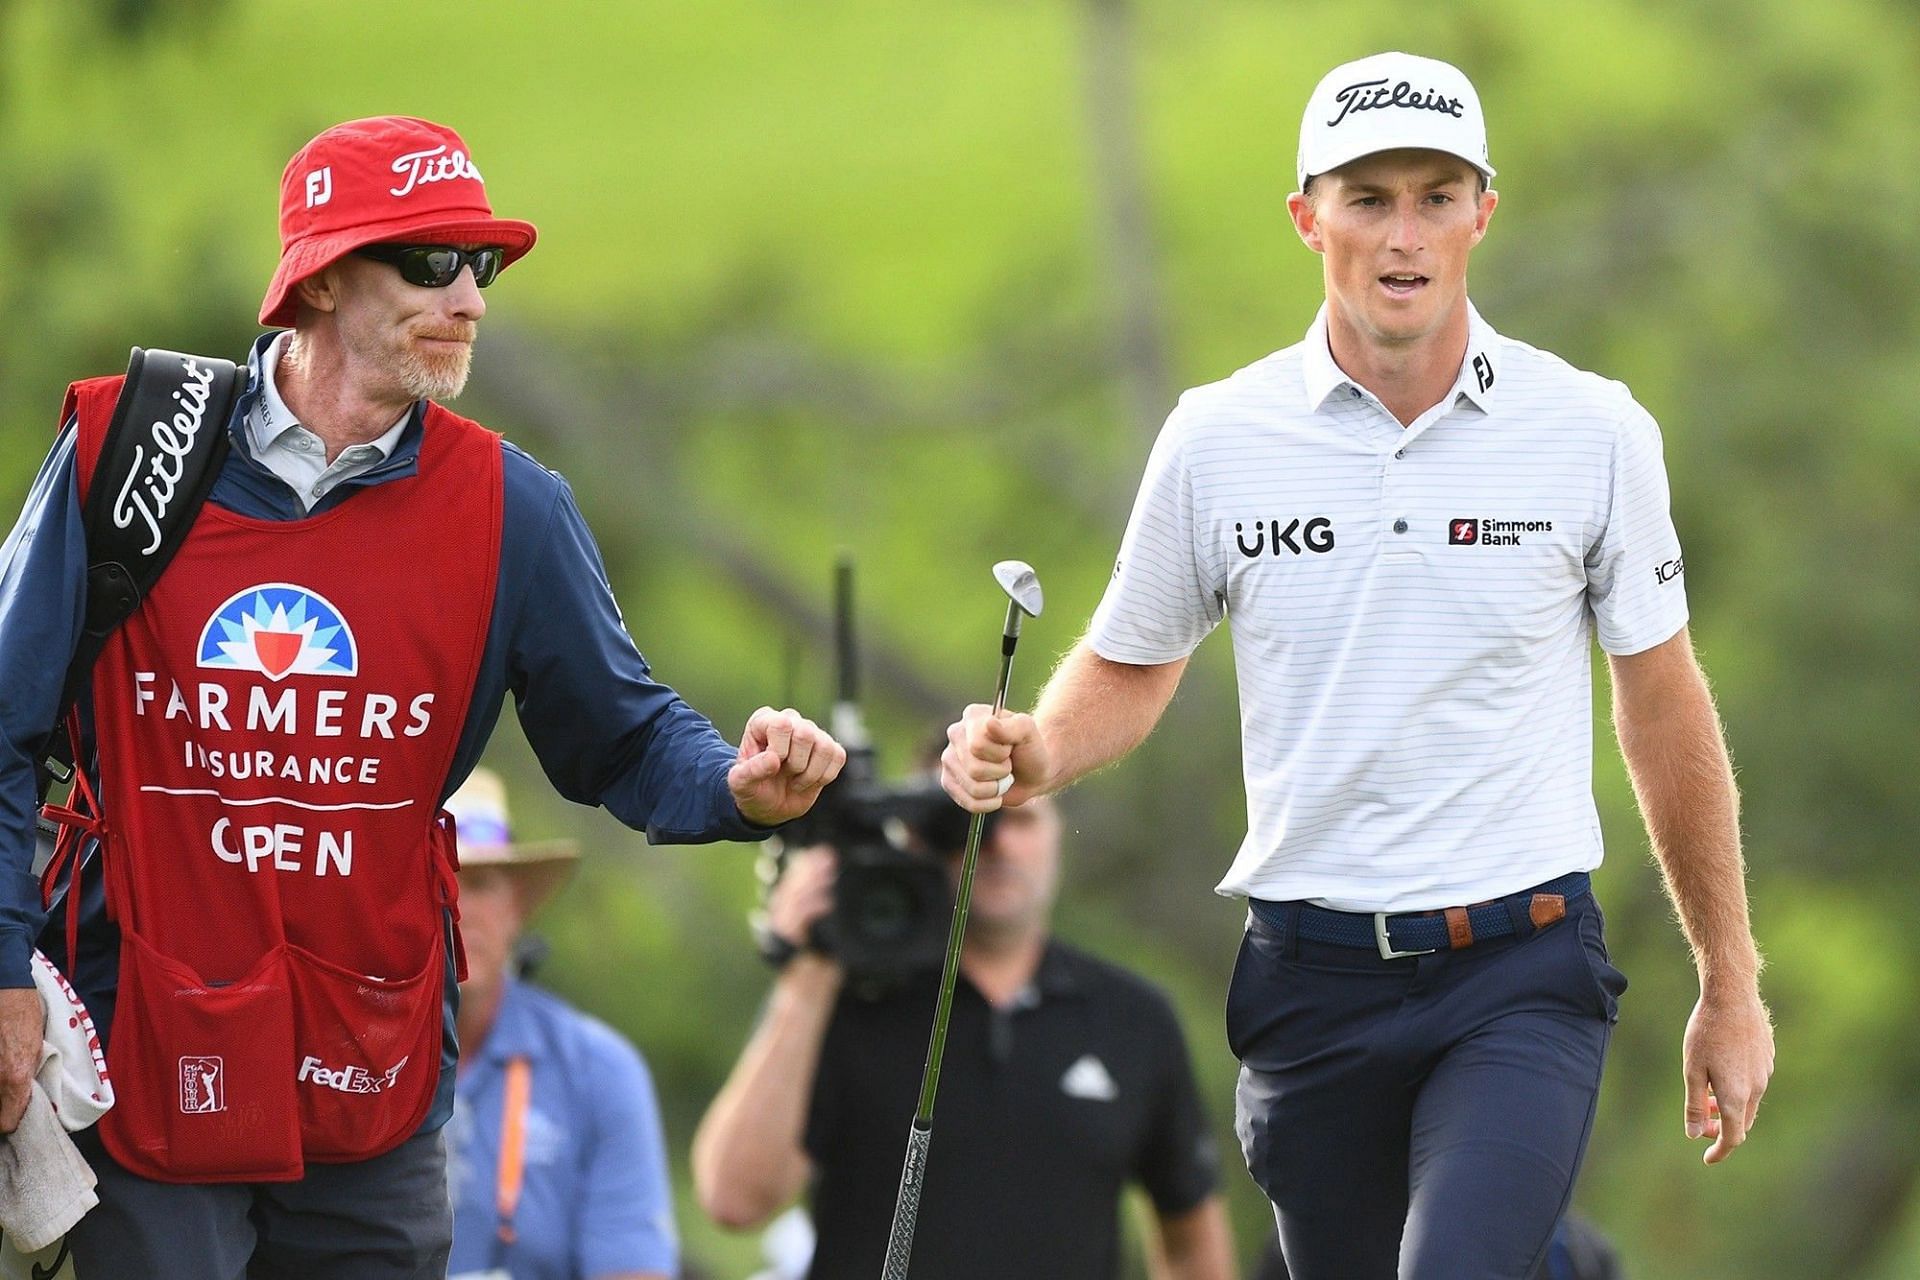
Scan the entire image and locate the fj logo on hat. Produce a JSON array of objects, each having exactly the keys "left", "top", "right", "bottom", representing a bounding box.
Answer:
[{"left": 304, "top": 166, "right": 332, "bottom": 209}]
